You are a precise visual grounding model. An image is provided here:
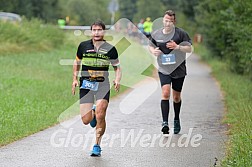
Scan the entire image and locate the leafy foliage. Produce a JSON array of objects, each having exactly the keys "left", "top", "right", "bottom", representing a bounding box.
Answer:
[
  {"left": 0, "top": 0, "right": 61, "bottom": 22},
  {"left": 195, "top": 0, "right": 252, "bottom": 75},
  {"left": 0, "top": 18, "right": 64, "bottom": 54},
  {"left": 65, "top": 0, "right": 111, "bottom": 25},
  {"left": 133, "top": 0, "right": 166, "bottom": 22},
  {"left": 196, "top": 0, "right": 252, "bottom": 77},
  {"left": 119, "top": 0, "right": 137, "bottom": 21}
]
